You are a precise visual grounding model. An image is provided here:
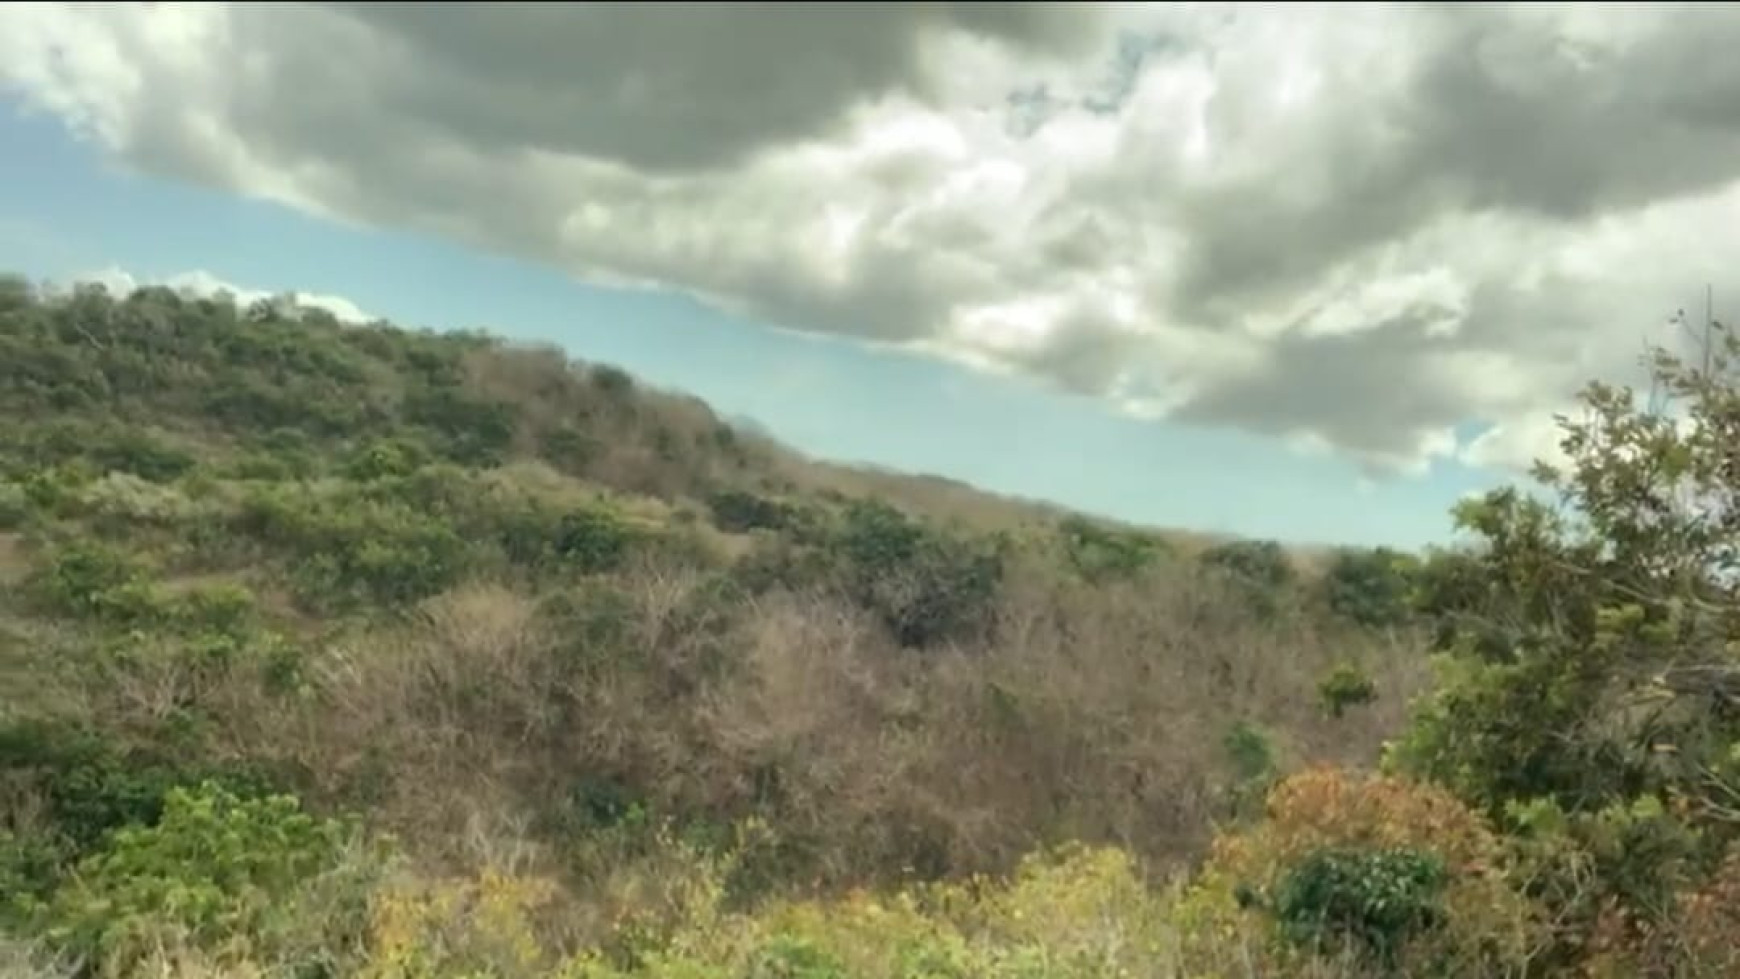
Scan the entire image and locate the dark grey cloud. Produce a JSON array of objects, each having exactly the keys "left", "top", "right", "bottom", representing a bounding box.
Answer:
[
  {"left": 8, "top": 2, "right": 1740, "bottom": 474},
  {"left": 313, "top": 1, "right": 1106, "bottom": 172},
  {"left": 1170, "top": 4, "right": 1740, "bottom": 318}
]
